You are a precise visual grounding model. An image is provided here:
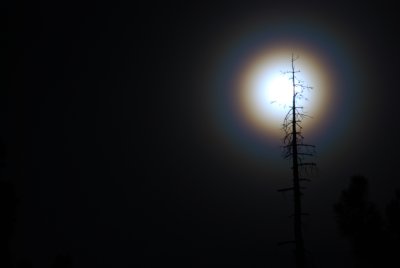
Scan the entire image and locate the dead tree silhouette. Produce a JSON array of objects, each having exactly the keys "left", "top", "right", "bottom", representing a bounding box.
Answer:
[{"left": 278, "top": 54, "right": 316, "bottom": 268}]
